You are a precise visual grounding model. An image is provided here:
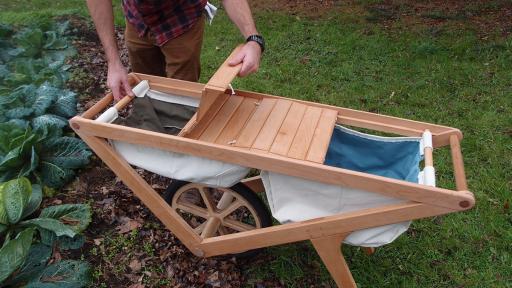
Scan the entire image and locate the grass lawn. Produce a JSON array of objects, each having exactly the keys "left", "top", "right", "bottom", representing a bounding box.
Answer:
[{"left": 2, "top": 1, "right": 510, "bottom": 287}]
